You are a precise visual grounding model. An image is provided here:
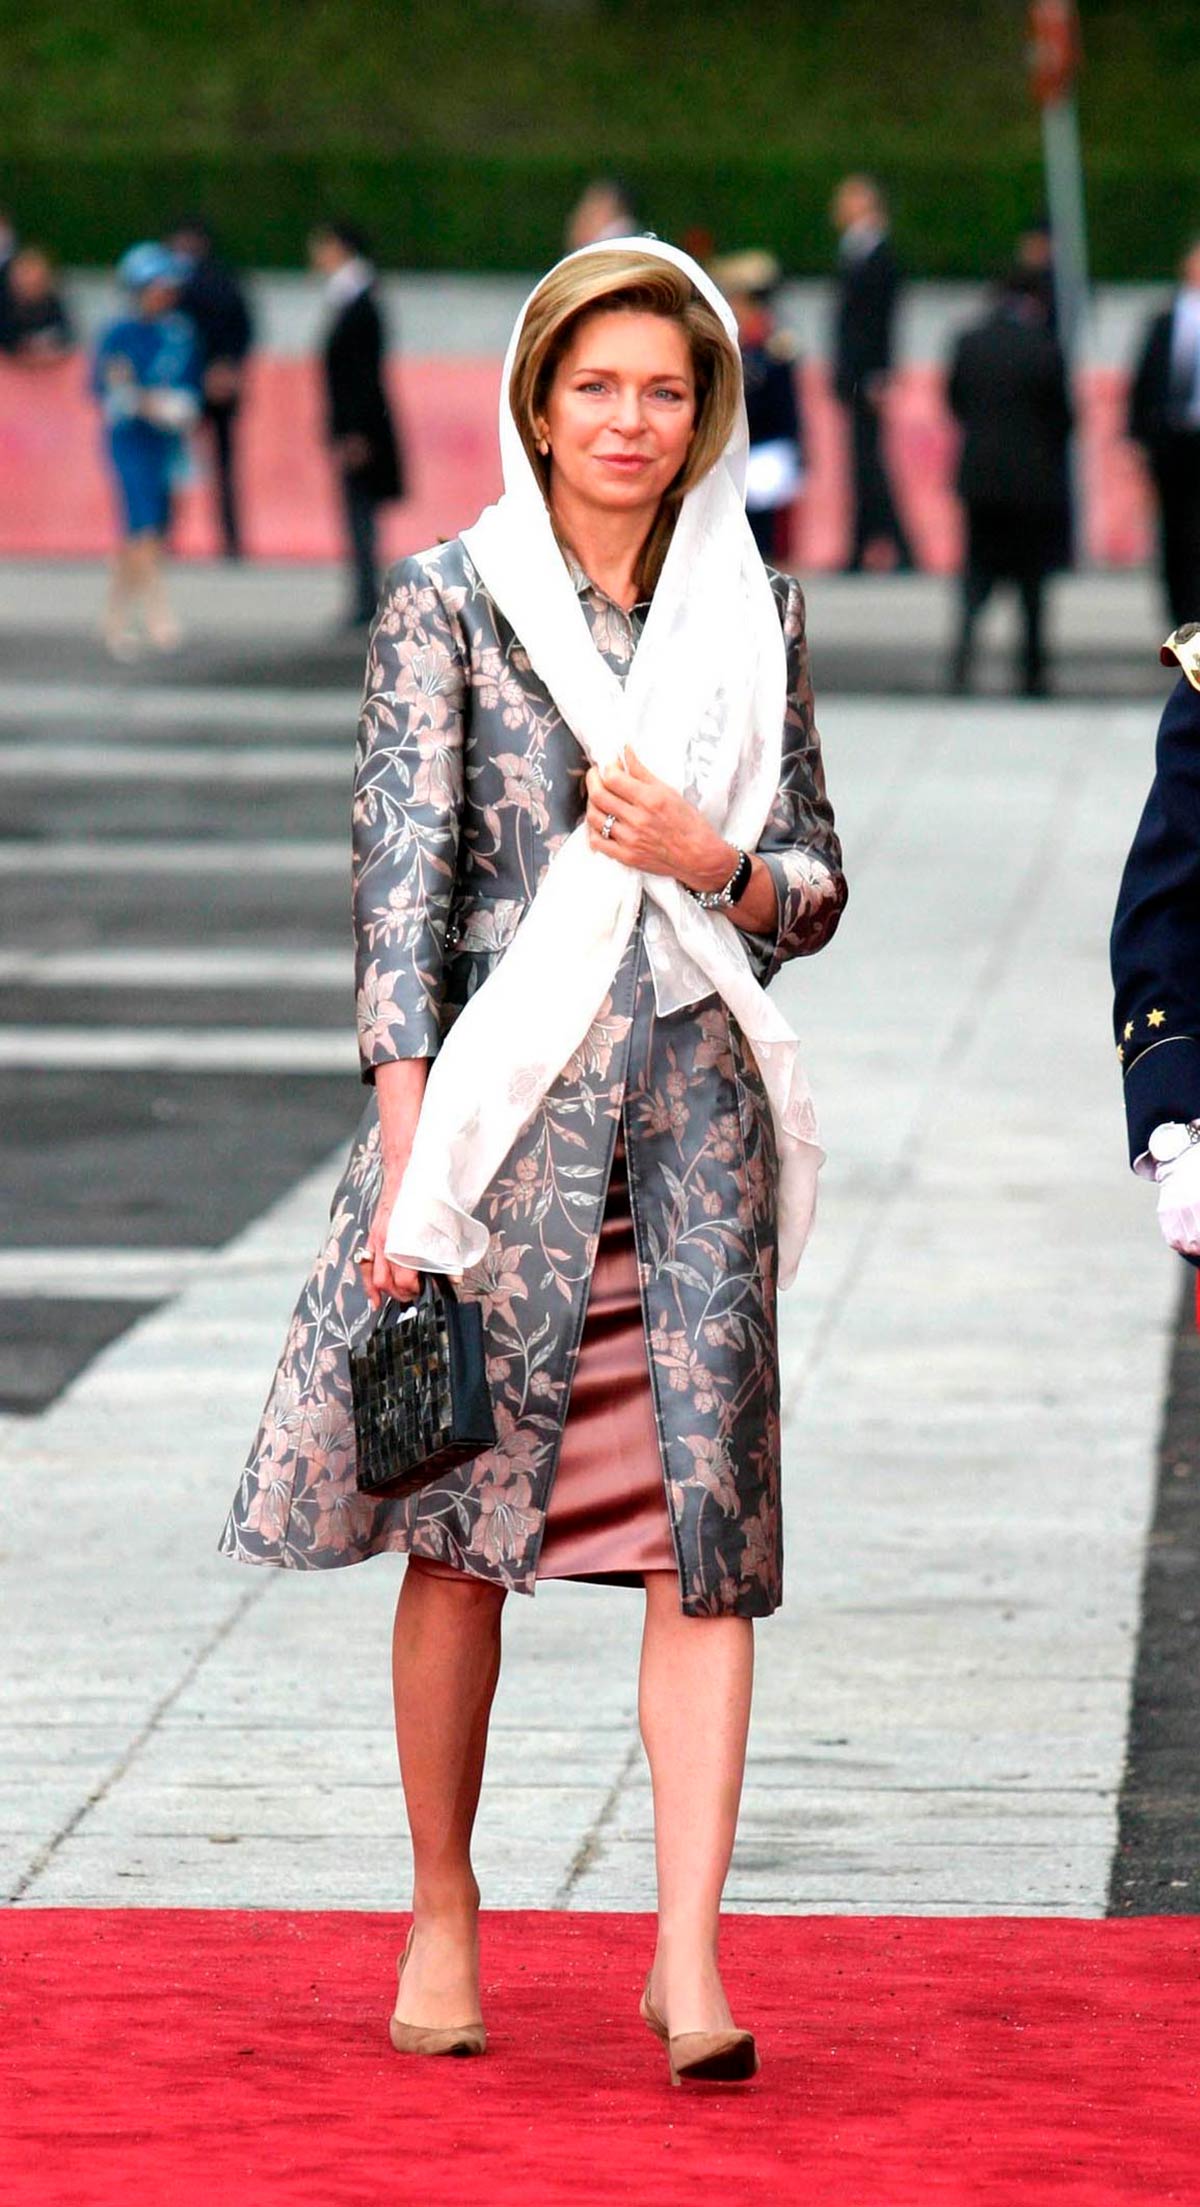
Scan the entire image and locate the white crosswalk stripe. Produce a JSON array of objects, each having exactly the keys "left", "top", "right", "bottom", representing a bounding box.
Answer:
[
  {"left": 0, "top": 744, "right": 348, "bottom": 781},
  {"left": 0, "top": 1025, "right": 358, "bottom": 1070},
  {"left": 0, "top": 839, "right": 344, "bottom": 873},
  {"left": 0, "top": 1250, "right": 211, "bottom": 1297},
  {"left": 0, "top": 680, "right": 353, "bottom": 729},
  {"left": 0, "top": 947, "right": 351, "bottom": 986}
]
